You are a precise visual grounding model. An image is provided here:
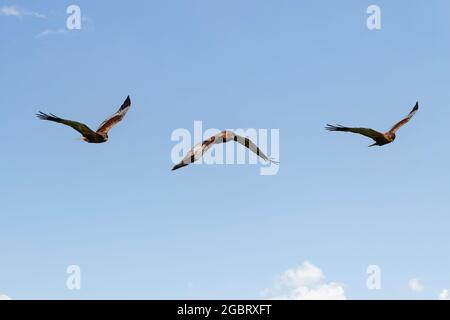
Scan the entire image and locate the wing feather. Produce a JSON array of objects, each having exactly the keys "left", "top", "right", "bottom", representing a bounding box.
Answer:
[
  {"left": 388, "top": 102, "right": 419, "bottom": 134},
  {"left": 326, "top": 124, "right": 384, "bottom": 140},
  {"left": 96, "top": 96, "right": 131, "bottom": 134},
  {"left": 233, "top": 133, "right": 278, "bottom": 164},
  {"left": 36, "top": 112, "right": 98, "bottom": 139},
  {"left": 171, "top": 135, "right": 217, "bottom": 170}
]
